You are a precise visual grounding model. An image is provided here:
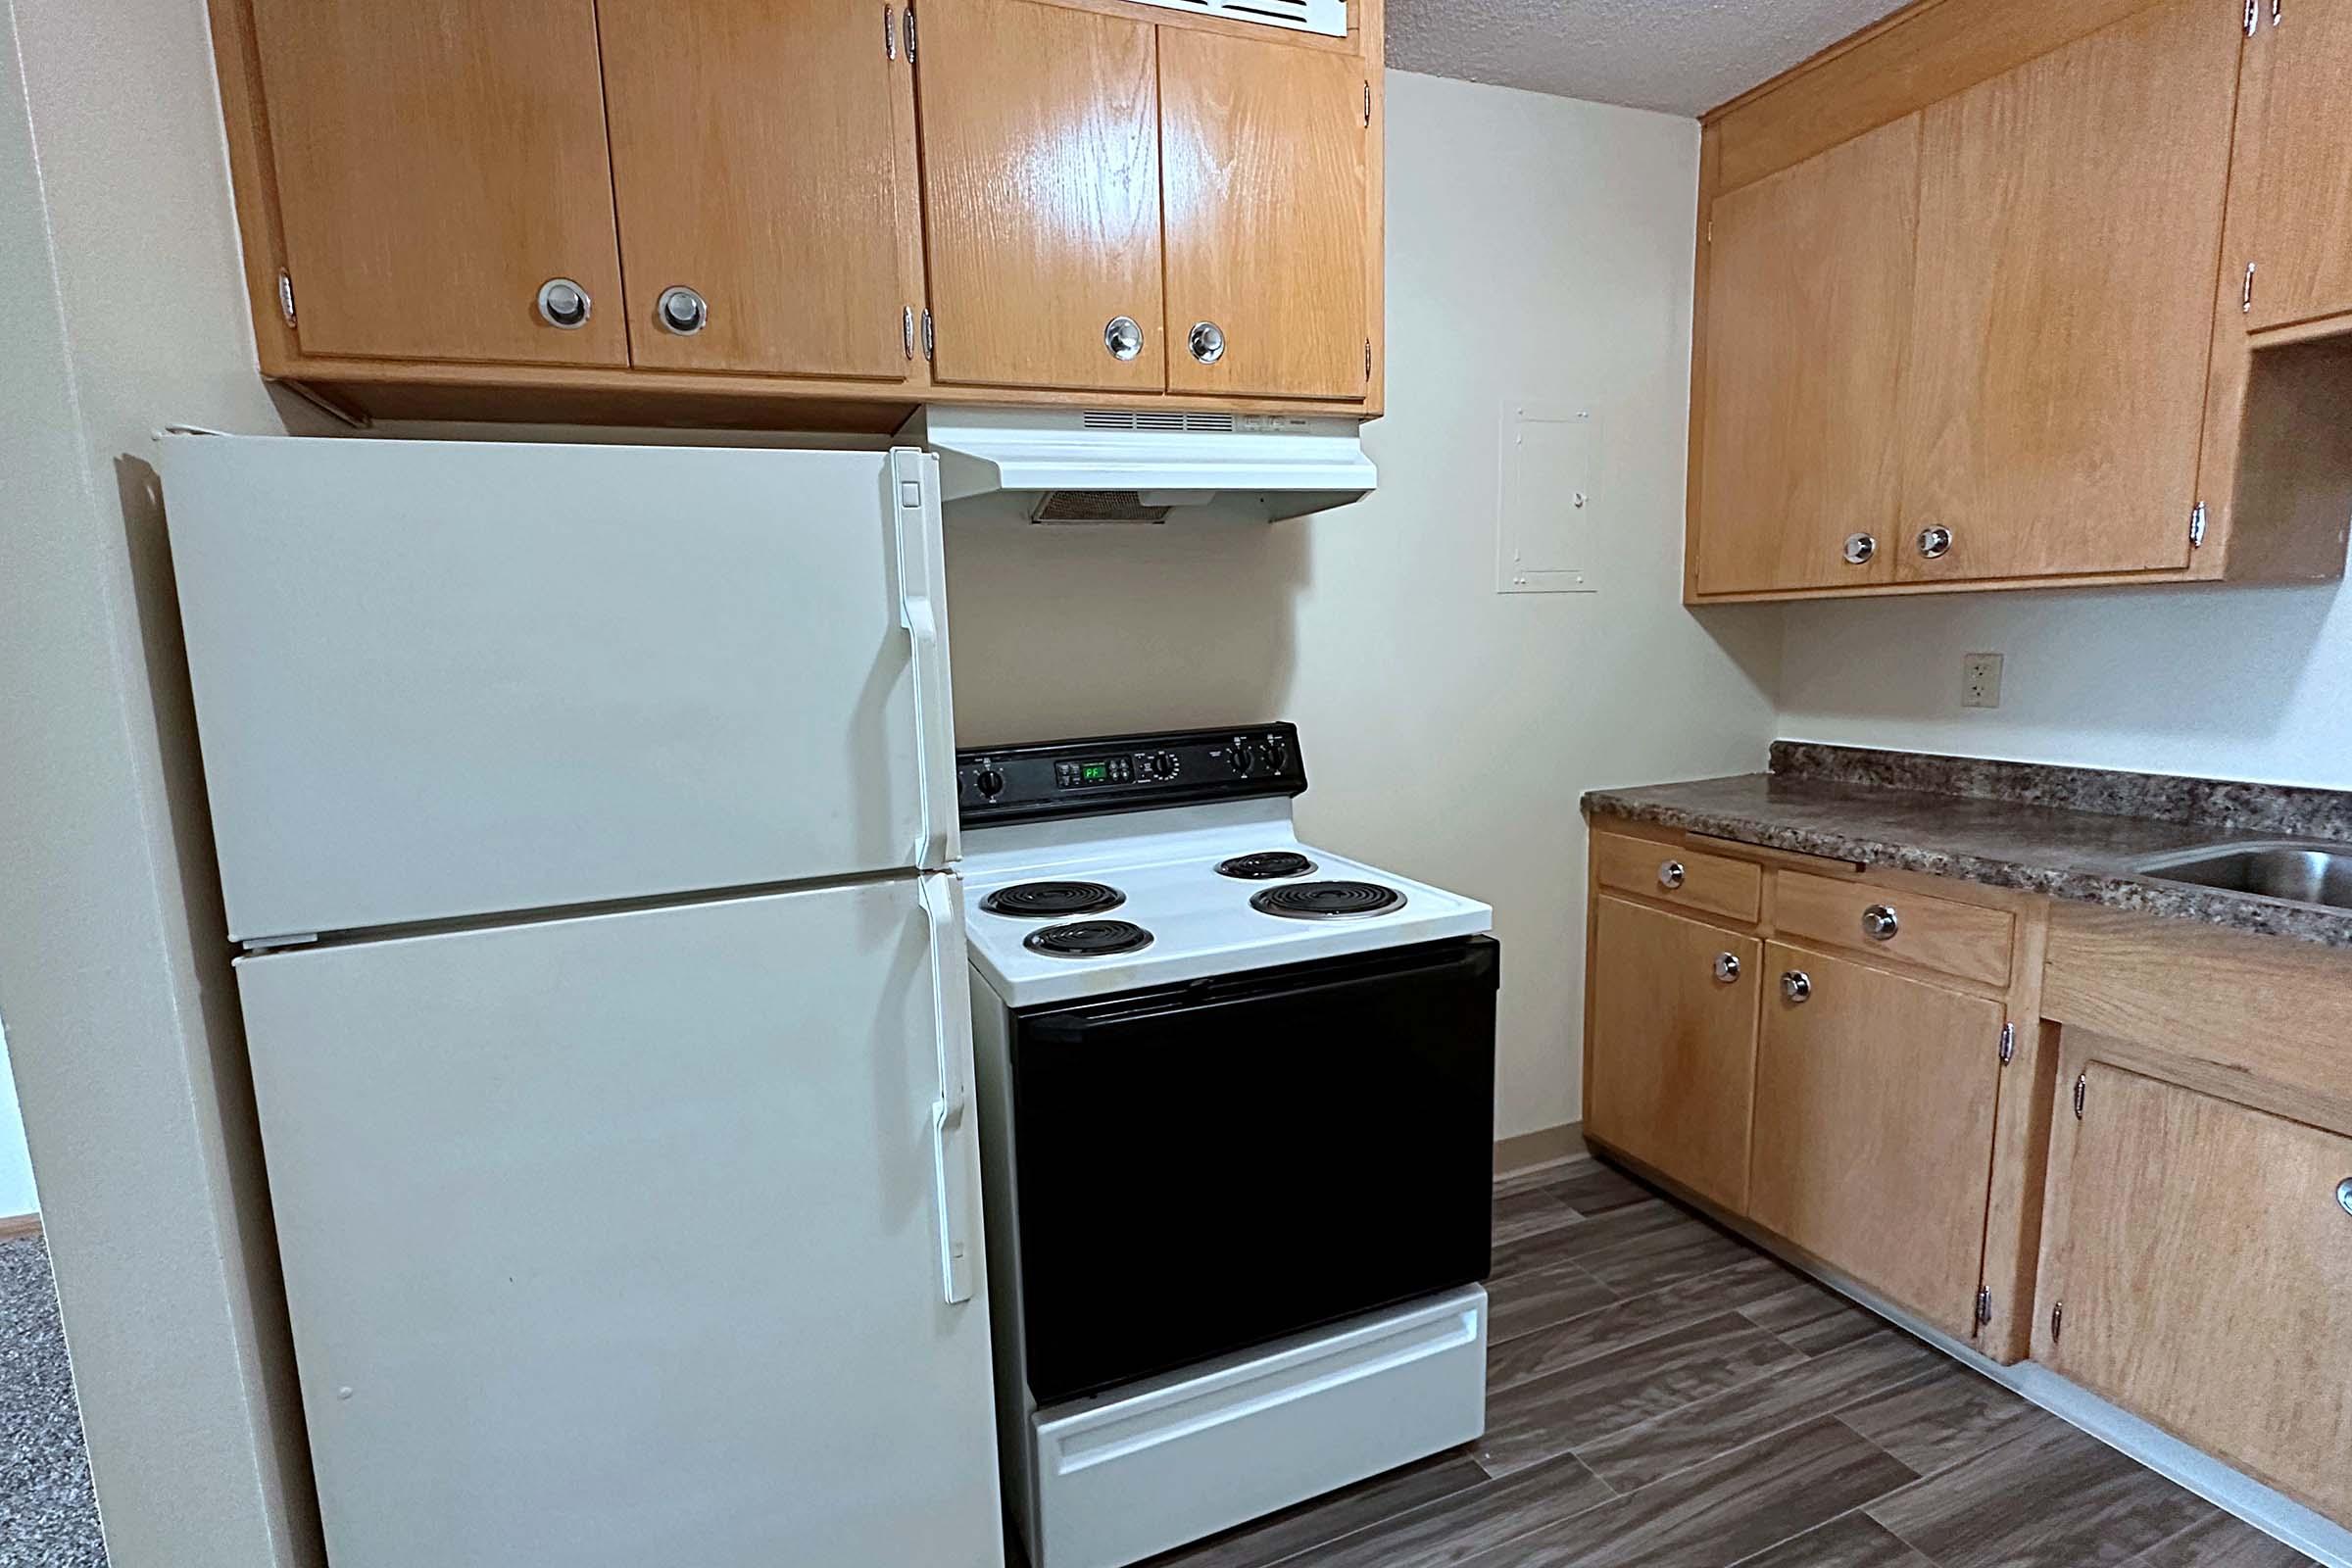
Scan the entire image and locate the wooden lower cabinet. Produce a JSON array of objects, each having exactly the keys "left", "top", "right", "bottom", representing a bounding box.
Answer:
[
  {"left": 1748, "top": 942, "right": 2006, "bottom": 1340},
  {"left": 1586, "top": 897, "right": 1760, "bottom": 1212},
  {"left": 2045, "top": 1063, "right": 2352, "bottom": 1524}
]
